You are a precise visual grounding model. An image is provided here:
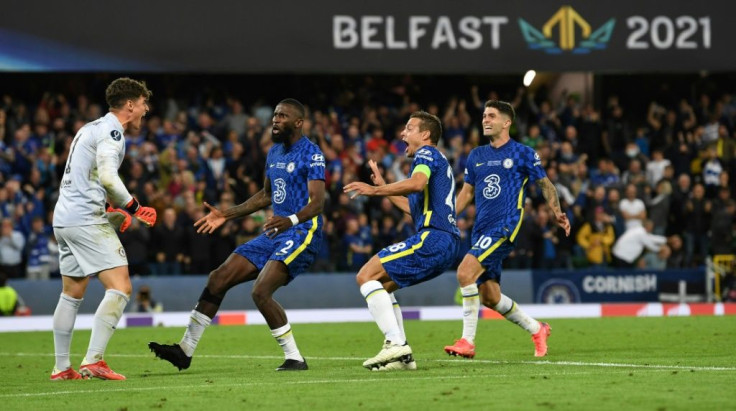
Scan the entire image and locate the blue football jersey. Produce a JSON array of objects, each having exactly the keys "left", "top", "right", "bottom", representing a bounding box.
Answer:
[
  {"left": 464, "top": 139, "right": 545, "bottom": 241},
  {"left": 408, "top": 145, "right": 460, "bottom": 237},
  {"left": 265, "top": 137, "right": 325, "bottom": 228}
]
